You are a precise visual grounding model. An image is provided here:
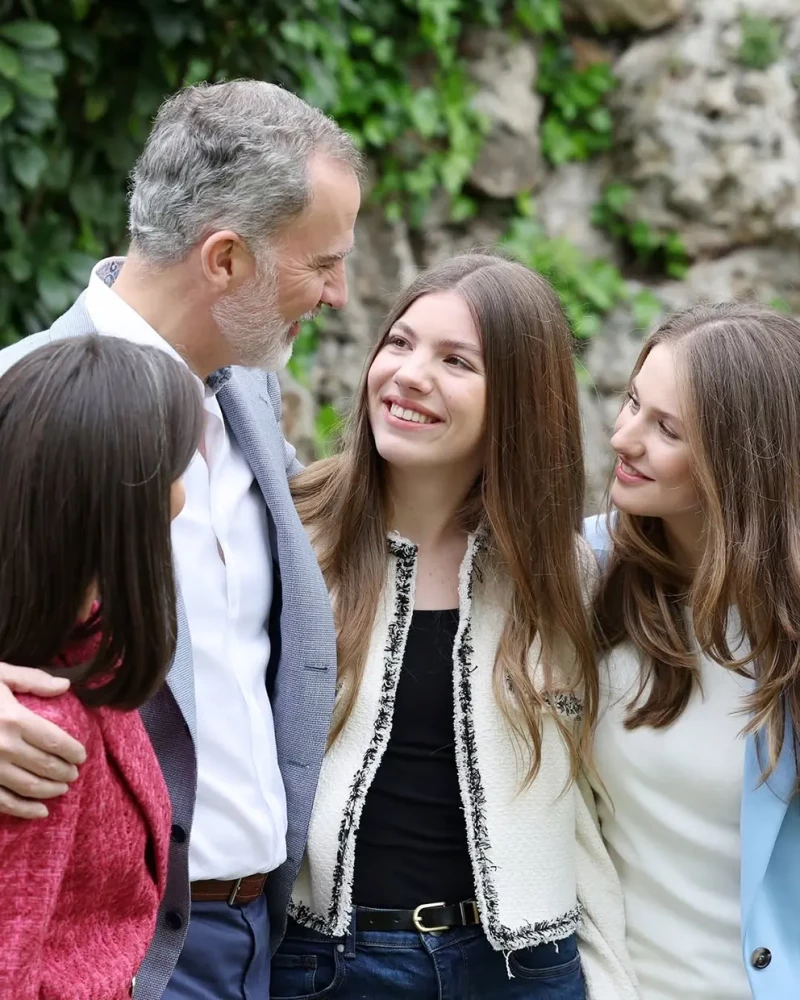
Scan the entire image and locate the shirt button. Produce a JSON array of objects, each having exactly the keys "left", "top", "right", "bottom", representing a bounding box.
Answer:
[
  {"left": 751, "top": 947, "right": 772, "bottom": 970},
  {"left": 171, "top": 824, "right": 187, "bottom": 844},
  {"left": 165, "top": 911, "right": 184, "bottom": 931}
]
